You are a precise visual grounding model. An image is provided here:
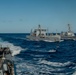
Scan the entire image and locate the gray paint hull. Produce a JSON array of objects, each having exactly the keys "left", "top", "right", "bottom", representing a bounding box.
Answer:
[
  {"left": 27, "top": 35, "right": 61, "bottom": 42},
  {"left": 61, "top": 36, "right": 76, "bottom": 40}
]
